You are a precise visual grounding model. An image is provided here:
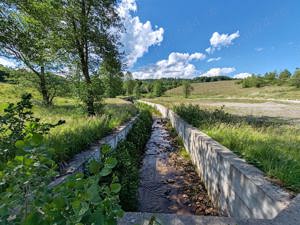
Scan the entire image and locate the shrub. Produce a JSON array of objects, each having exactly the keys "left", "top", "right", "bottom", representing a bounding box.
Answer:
[
  {"left": 0, "top": 137, "right": 123, "bottom": 225},
  {"left": 0, "top": 94, "right": 64, "bottom": 164},
  {"left": 241, "top": 76, "right": 266, "bottom": 88},
  {"left": 112, "top": 110, "right": 152, "bottom": 211}
]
